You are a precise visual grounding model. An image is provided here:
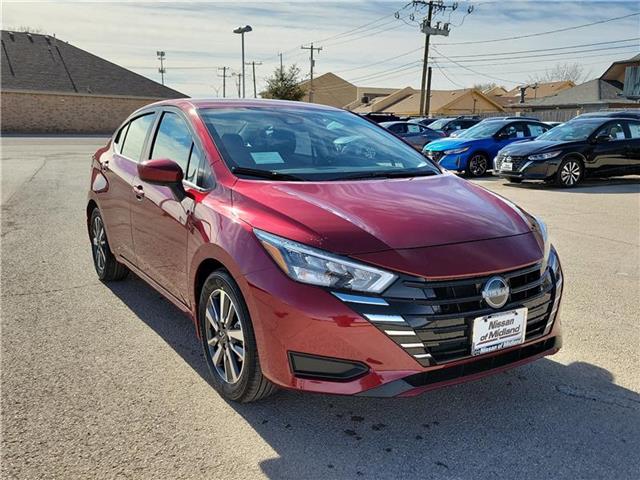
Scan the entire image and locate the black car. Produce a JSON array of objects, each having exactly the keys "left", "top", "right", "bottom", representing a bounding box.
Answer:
[
  {"left": 571, "top": 110, "right": 640, "bottom": 121},
  {"left": 379, "top": 121, "right": 444, "bottom": 149},
  {"left": 427, "top": 116, "right": 481, "bottom": 136},
  {"left": 495, "top": 117, "right": 640, "bottom": 187}
]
